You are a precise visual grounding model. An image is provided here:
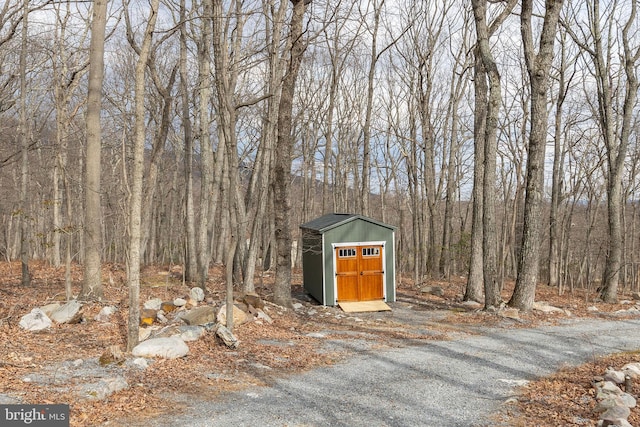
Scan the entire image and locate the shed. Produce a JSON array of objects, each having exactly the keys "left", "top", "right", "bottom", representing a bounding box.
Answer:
[{"left": 300, "top": 213, "right": 396, "bottom": 306}]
